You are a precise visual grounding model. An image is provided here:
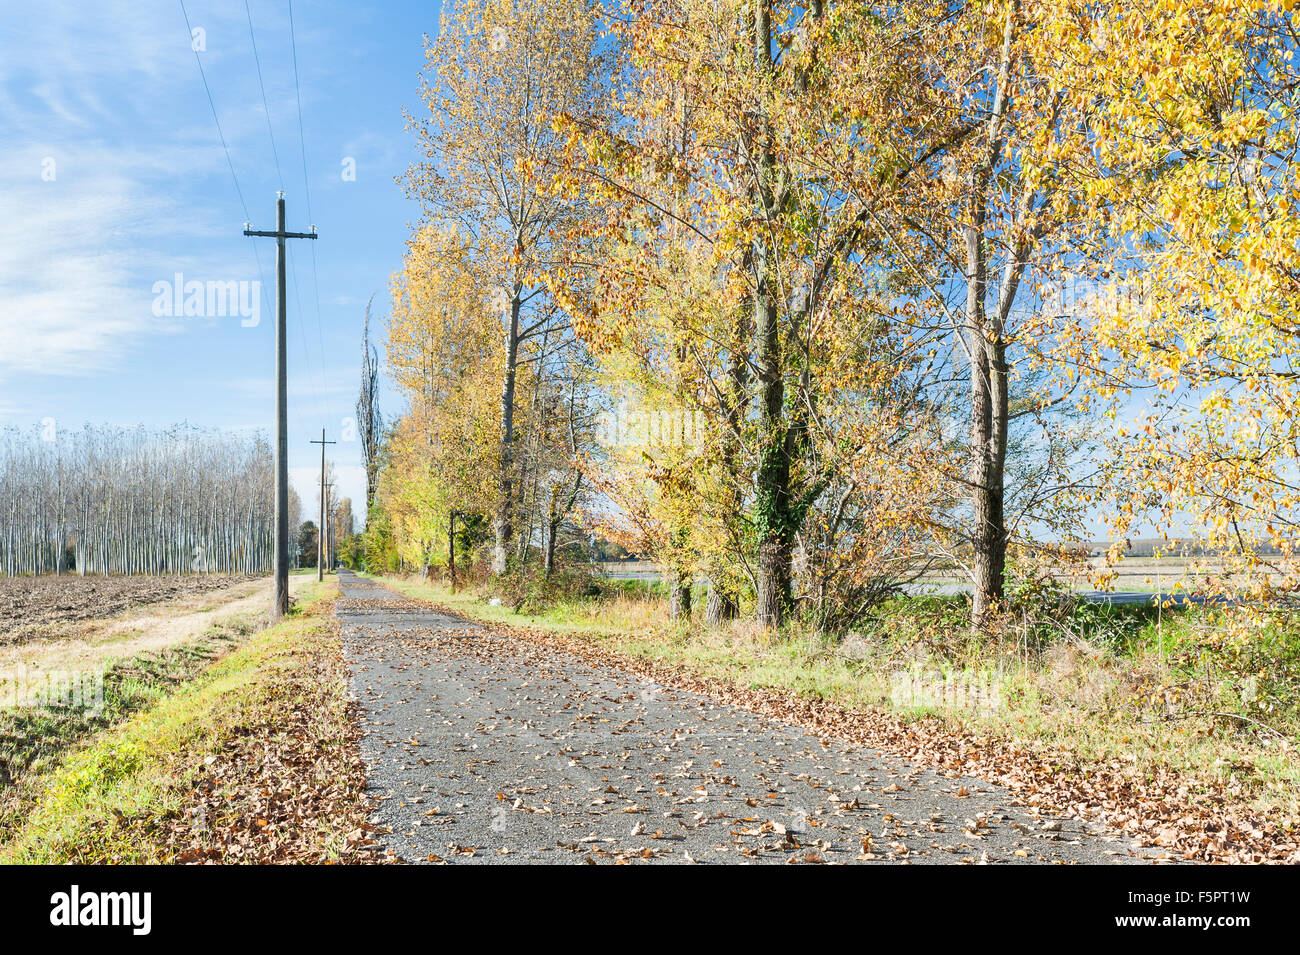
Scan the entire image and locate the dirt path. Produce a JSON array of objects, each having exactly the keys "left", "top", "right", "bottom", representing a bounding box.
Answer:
[{"left": 339, "top": 571, "right": 1146, "bottom": 865}]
